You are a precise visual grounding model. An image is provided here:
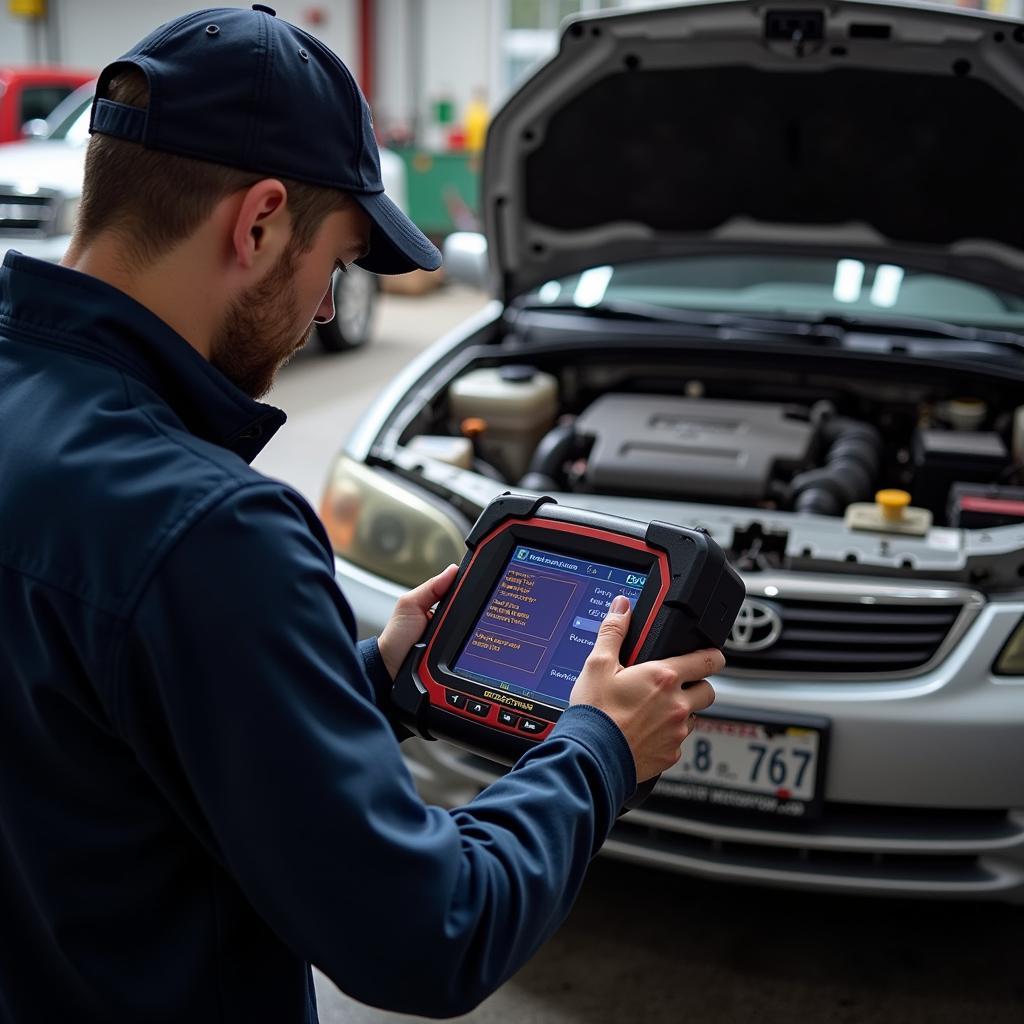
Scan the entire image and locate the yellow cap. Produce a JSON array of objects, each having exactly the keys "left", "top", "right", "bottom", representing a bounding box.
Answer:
[{"left": 876, "top": 489, "right": 911, "bottom": 522}]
